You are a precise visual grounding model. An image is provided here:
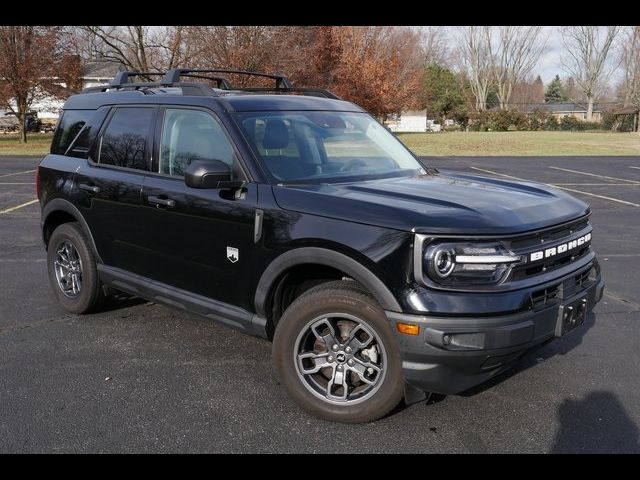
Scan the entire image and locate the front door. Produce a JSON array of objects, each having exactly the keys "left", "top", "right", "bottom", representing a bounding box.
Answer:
[{"left": 139, "top": 107, "right": 258, "bottom": 310}]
